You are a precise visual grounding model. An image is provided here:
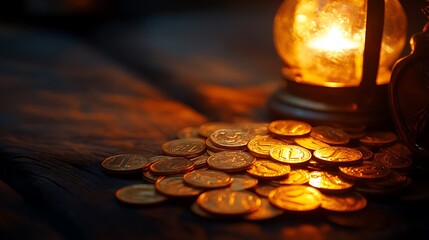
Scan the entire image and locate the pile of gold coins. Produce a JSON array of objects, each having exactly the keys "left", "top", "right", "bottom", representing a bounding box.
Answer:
[{"left": 101, "top": 120, "right": 414, "bottom": 220}]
